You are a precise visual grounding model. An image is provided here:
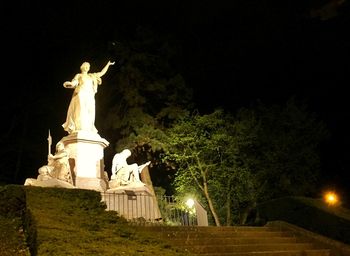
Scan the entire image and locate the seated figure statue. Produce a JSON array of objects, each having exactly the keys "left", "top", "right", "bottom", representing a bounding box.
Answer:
[
  {"left": 25, "top": 141, "right": 73, "bottom": 186},
  {"left": 47, "top": 141, "right": 72, "bottom": 184},
  {"left": 110, "top": 149, "right": 150, "bottom": 187}
]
